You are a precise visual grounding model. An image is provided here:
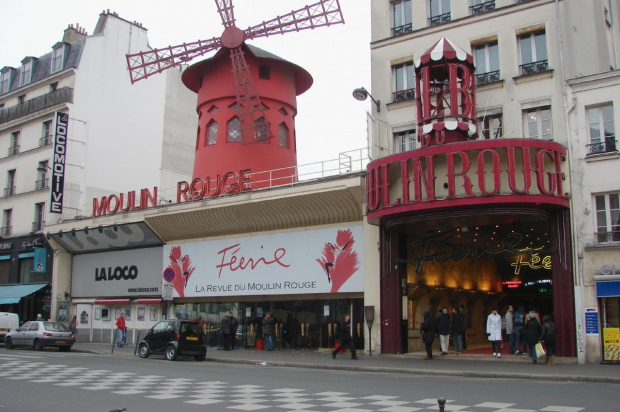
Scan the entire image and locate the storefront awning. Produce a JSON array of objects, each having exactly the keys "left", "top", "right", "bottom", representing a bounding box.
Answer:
[
  {"left": 136, "top": 298, "right": 163, "bottom": 305},
  {"left": 94, "top": 299, "right": 130, "bottom": 305},
  {"left": 596, "top": 281, "right": 620, "bottom": 298},
  {"left": 0, "top": 283, "right": 48, "bottom": 305}
]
